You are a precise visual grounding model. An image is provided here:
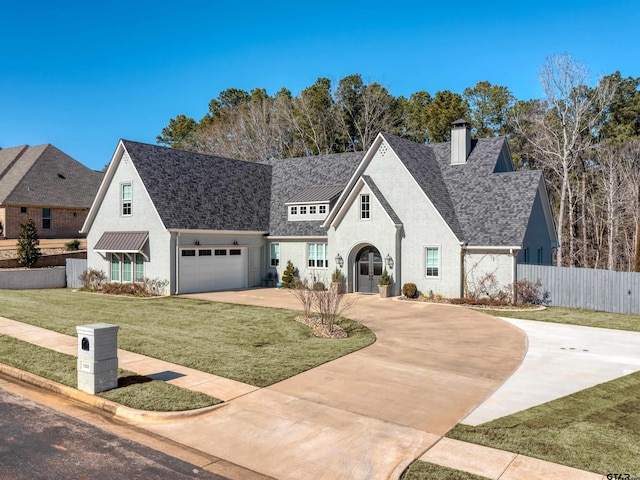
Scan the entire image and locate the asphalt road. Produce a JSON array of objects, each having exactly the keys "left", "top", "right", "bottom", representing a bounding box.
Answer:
[{"left": 0, "top": 387, "right": 228, "bottom": 480}]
